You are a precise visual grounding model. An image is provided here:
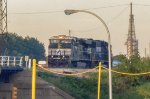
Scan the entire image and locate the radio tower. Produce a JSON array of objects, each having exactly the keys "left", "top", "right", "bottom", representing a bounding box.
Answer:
[
  {"left": 0, "top": 0, "right": 7, "bottom": 33},
  {"left": 125, "top": 2, "right": 138, "bottom": 58},
  {"left": 0, "top": 0, "right": 7, "bottom": 55}
]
